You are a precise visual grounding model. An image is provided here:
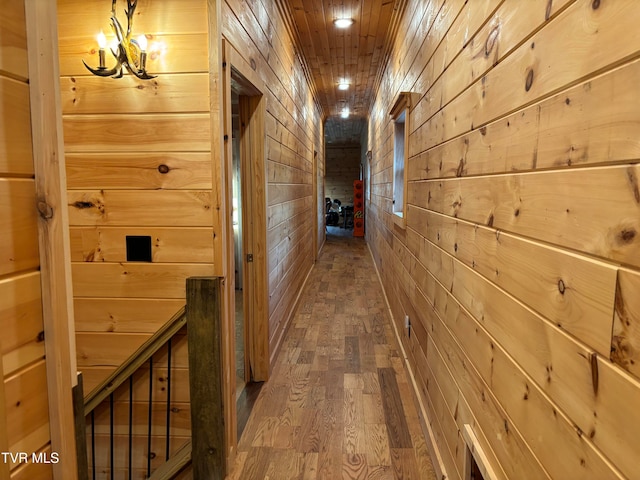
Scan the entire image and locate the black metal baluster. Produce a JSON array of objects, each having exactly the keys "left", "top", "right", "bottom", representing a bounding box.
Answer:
[
  {"left": 109, "top": 394, "right": 114, "bottom": 480},
  {"left": 147, "top": 356, "right": 153, "bottom": 477},
  {"left": 91, "top": 411, "right": 96, "bottom": 480},
  {"left": 166, "top": 338, "right": 172, "bottom": 461},
  {"left": 129, "top": 376, "right": 133, "bottom": 480}
]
